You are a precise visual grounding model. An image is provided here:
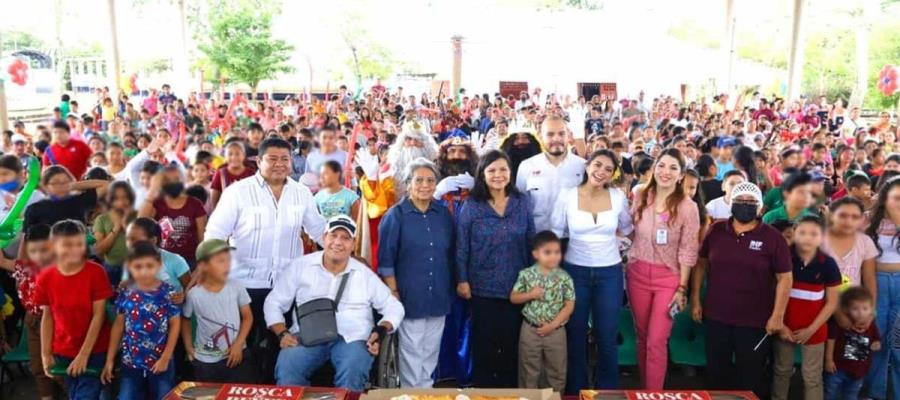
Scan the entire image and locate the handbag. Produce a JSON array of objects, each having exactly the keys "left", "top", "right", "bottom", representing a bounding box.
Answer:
[{"left": 294, "top": 273, "right": 350, "bottom": 346}]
